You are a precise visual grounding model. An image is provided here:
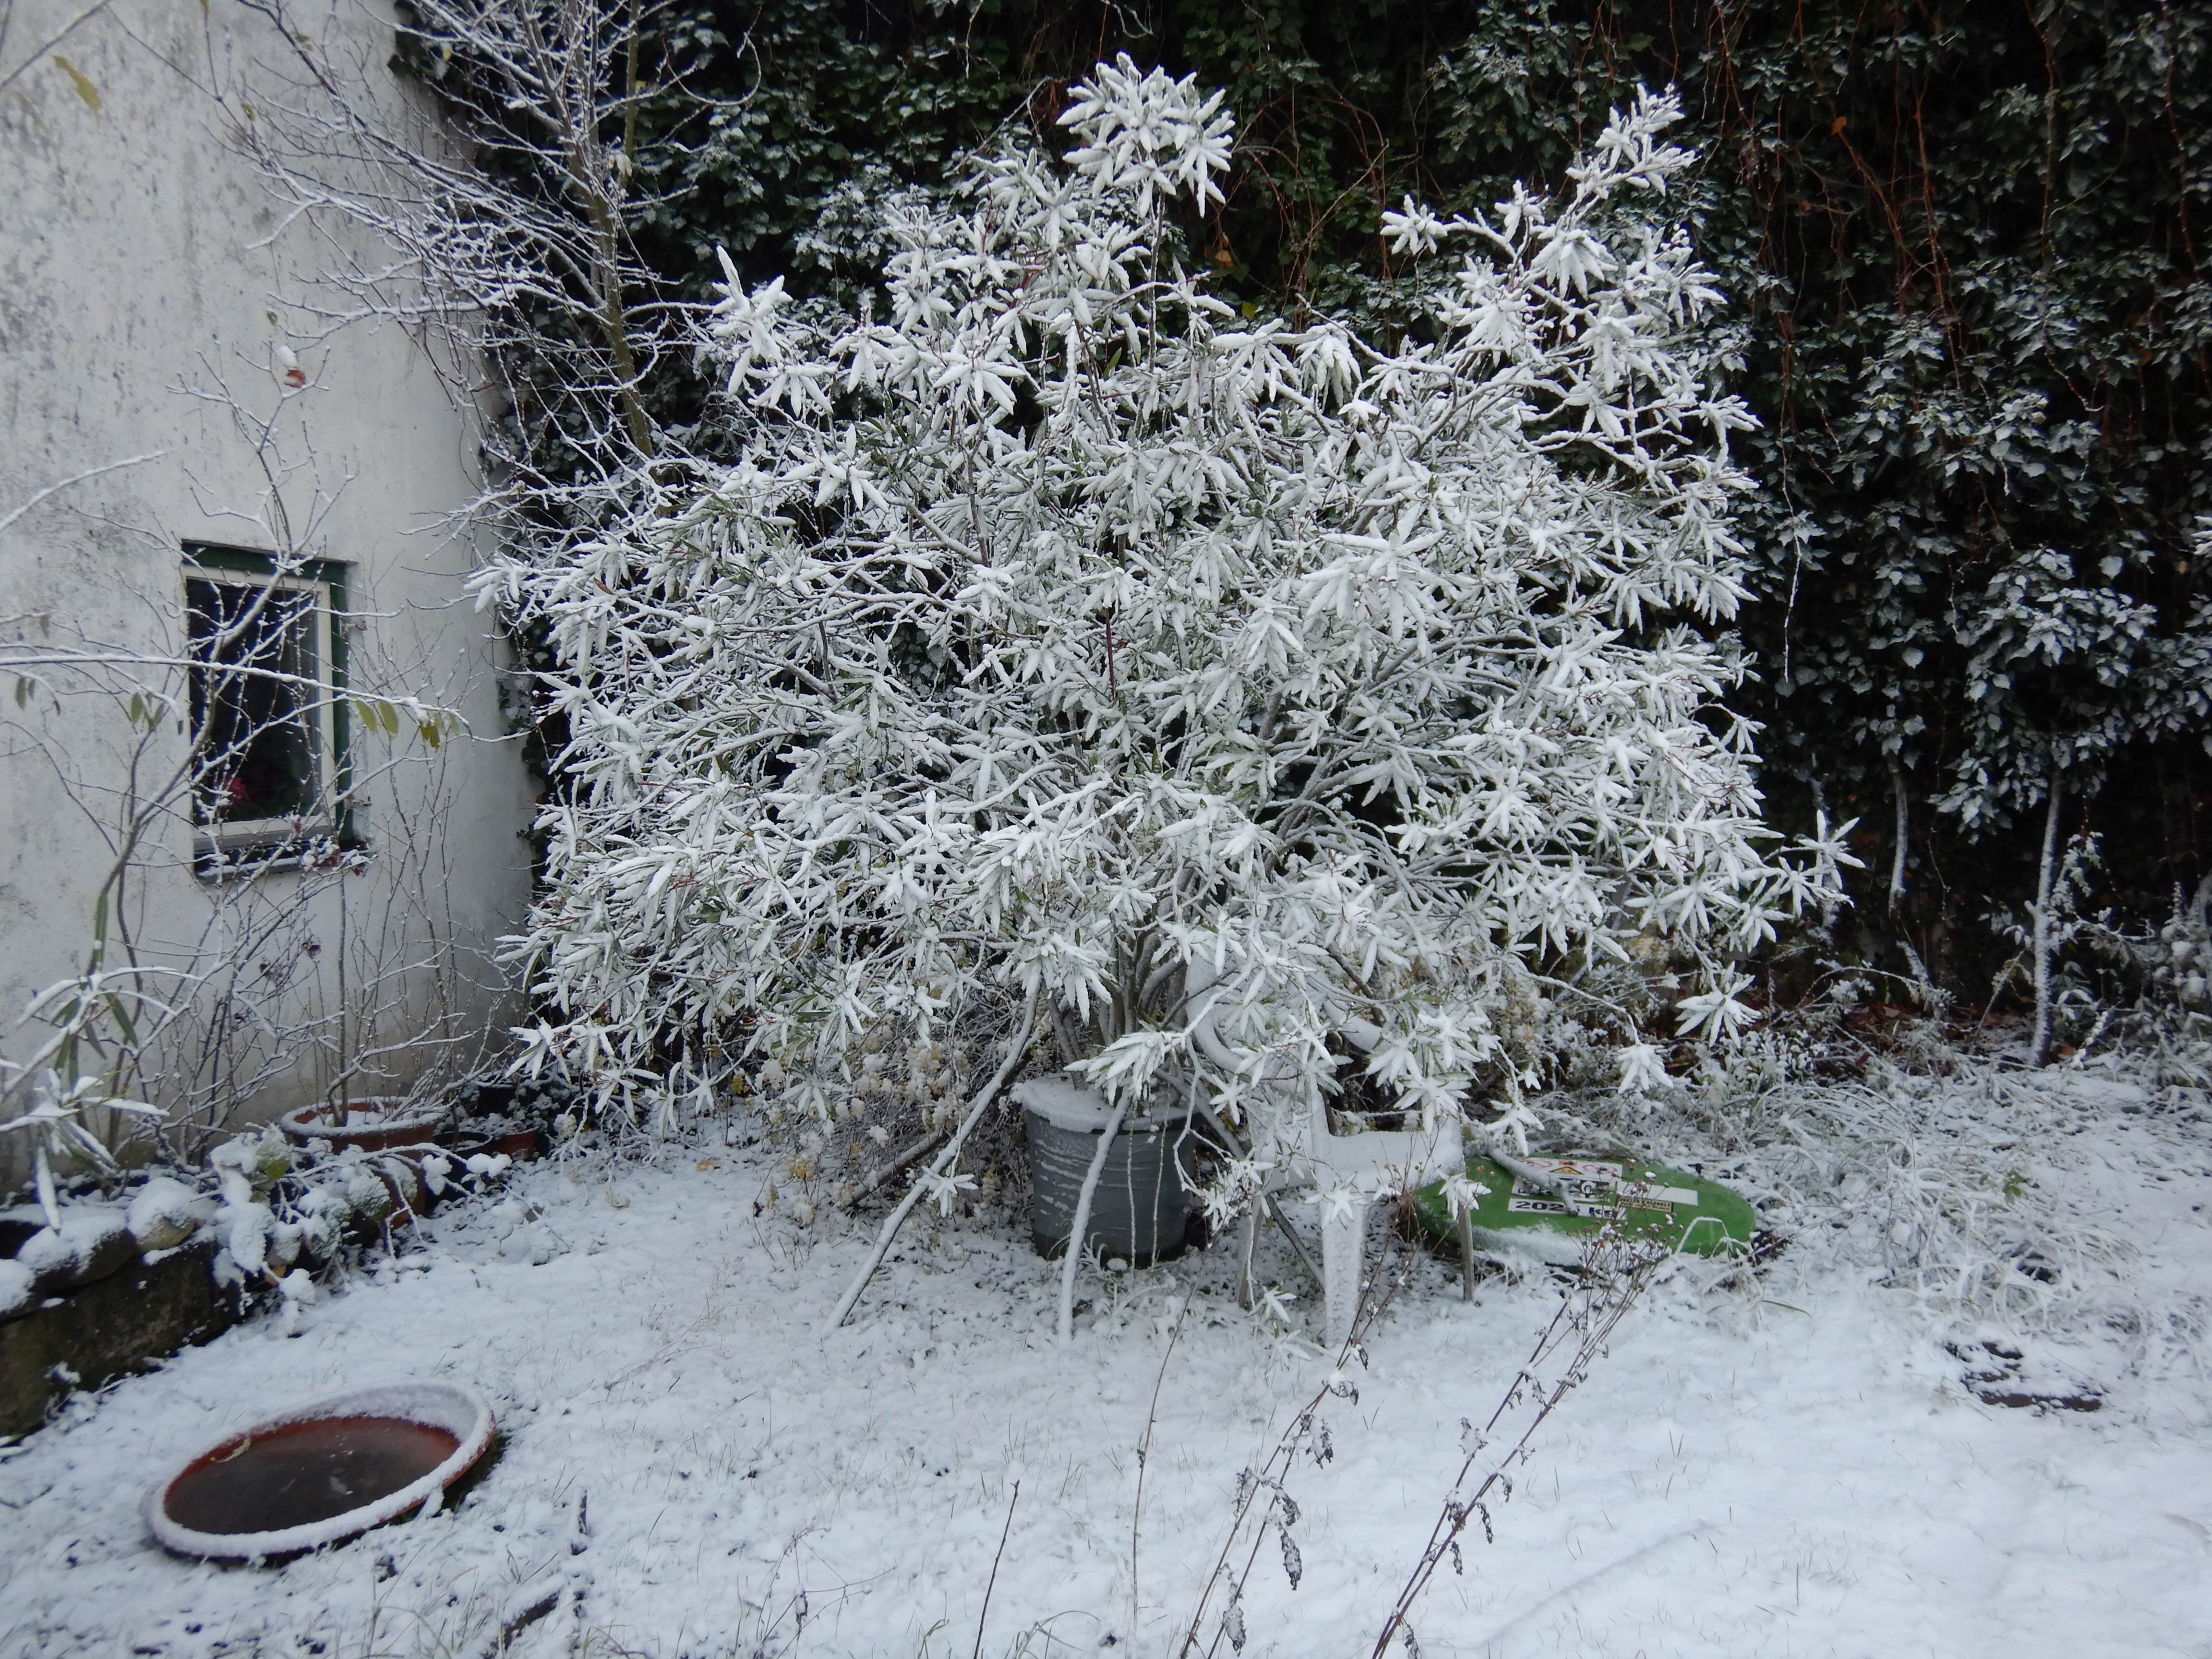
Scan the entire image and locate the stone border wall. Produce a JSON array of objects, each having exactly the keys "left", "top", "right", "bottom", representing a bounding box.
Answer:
[{"left": 1, "top": 1231, "right": 241, "bottom": 1439}]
